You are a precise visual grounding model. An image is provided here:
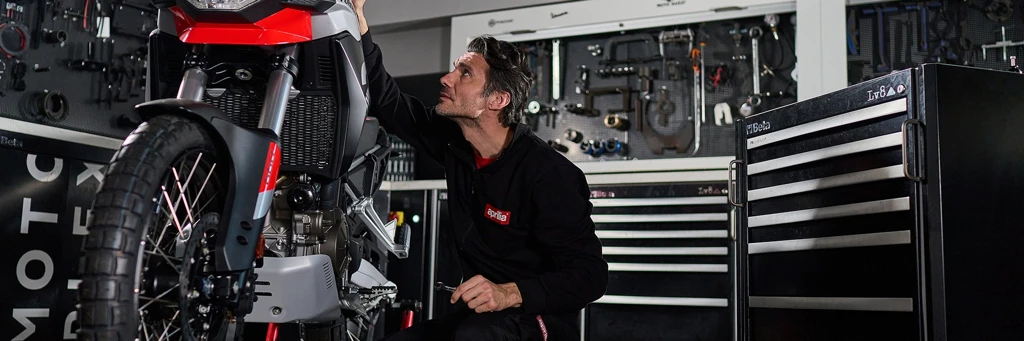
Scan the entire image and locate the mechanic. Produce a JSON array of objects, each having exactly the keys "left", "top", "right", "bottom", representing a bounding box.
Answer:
[{"left": 352, "top": 1, "right": 609, "bottom": 340}]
